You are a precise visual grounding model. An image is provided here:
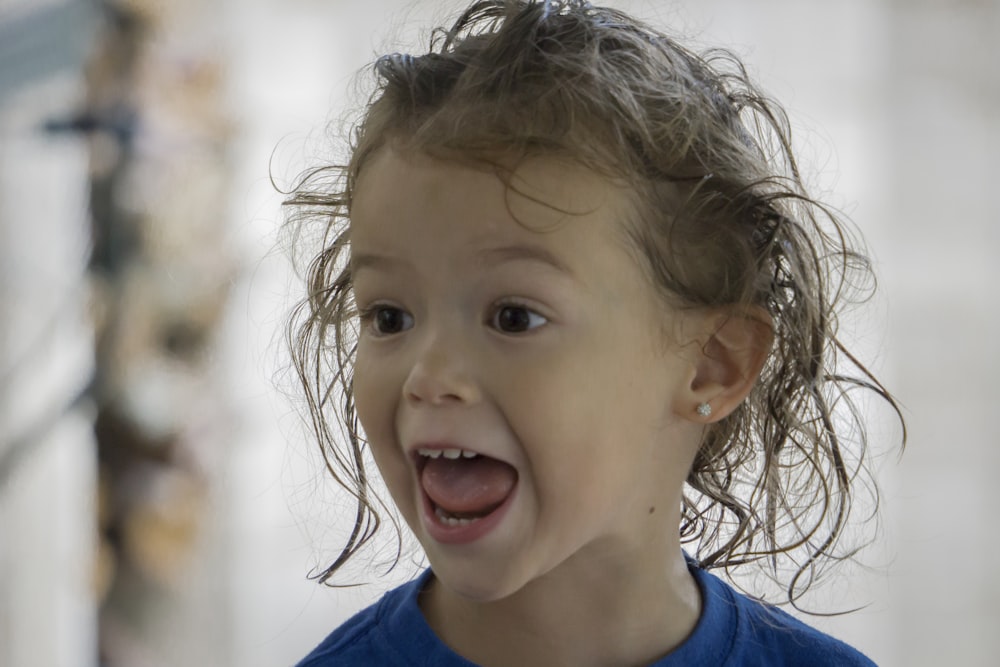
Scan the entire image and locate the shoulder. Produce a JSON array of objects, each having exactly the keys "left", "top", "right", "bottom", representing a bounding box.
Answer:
[
  {"left": 296, "top": 605, "right": 377, "bottom": 667},
  {"left": 662, "top": 565, "right": 877, "bottom": 667},
  {"left": 731, "top": 592, "right": 875, "bottom": 666},
  {"left": 295, "top": 569, "right": 476, "bottom": 667},
  {"left": 294, "top": 574, "right": 427, "bottom": 667},
  {"left": 294, "top": 599, "right": 387, "bottom": 667}
]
